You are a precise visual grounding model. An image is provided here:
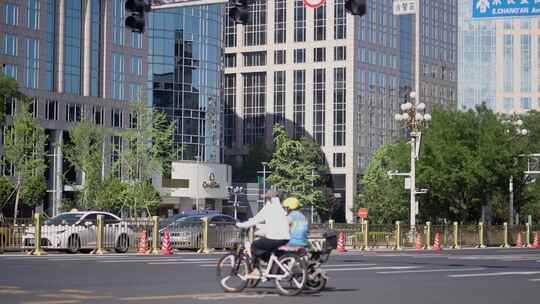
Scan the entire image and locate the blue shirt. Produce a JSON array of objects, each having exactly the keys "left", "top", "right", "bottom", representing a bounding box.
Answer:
[{"left": 287, "top": 210, "right": 308, "bottom": 246}]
